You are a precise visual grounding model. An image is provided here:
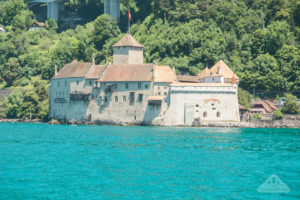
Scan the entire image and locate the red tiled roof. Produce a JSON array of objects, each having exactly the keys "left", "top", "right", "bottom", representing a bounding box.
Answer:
[
  {"left": 98, "top": 64, "right": 153, "bottom": 82},
  {"left": 264, "top": 100, "right": 278, "bottom": 111},
  {"left": 199, "top": 67, "right": 210, "bottom": 78},
  {"left": 239, "top": 105, "right": 248, "bottom": 110},
  {"left": 113, "top": 34, "right": 144, "bottom": 48},
  {"left": 85, "top": 65, "right": 107, "bottom": 79},
  {"left": 32, "top": 22, "right": 45, "bottom": 27},
  {"left": 53, "top": 62, "right": 92, "bottom": 79},
  {"left": 199, "top": 60, "right": 239, "bottom": 80},
  {"left": 252, "top": 100, "right": 277, "bottom": 113},
  {"left": 177, "top": 75, "right": 200, "bottom": 83},
  {"left": 154, "top": 66, "right": 175, "bottom": 83}
]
